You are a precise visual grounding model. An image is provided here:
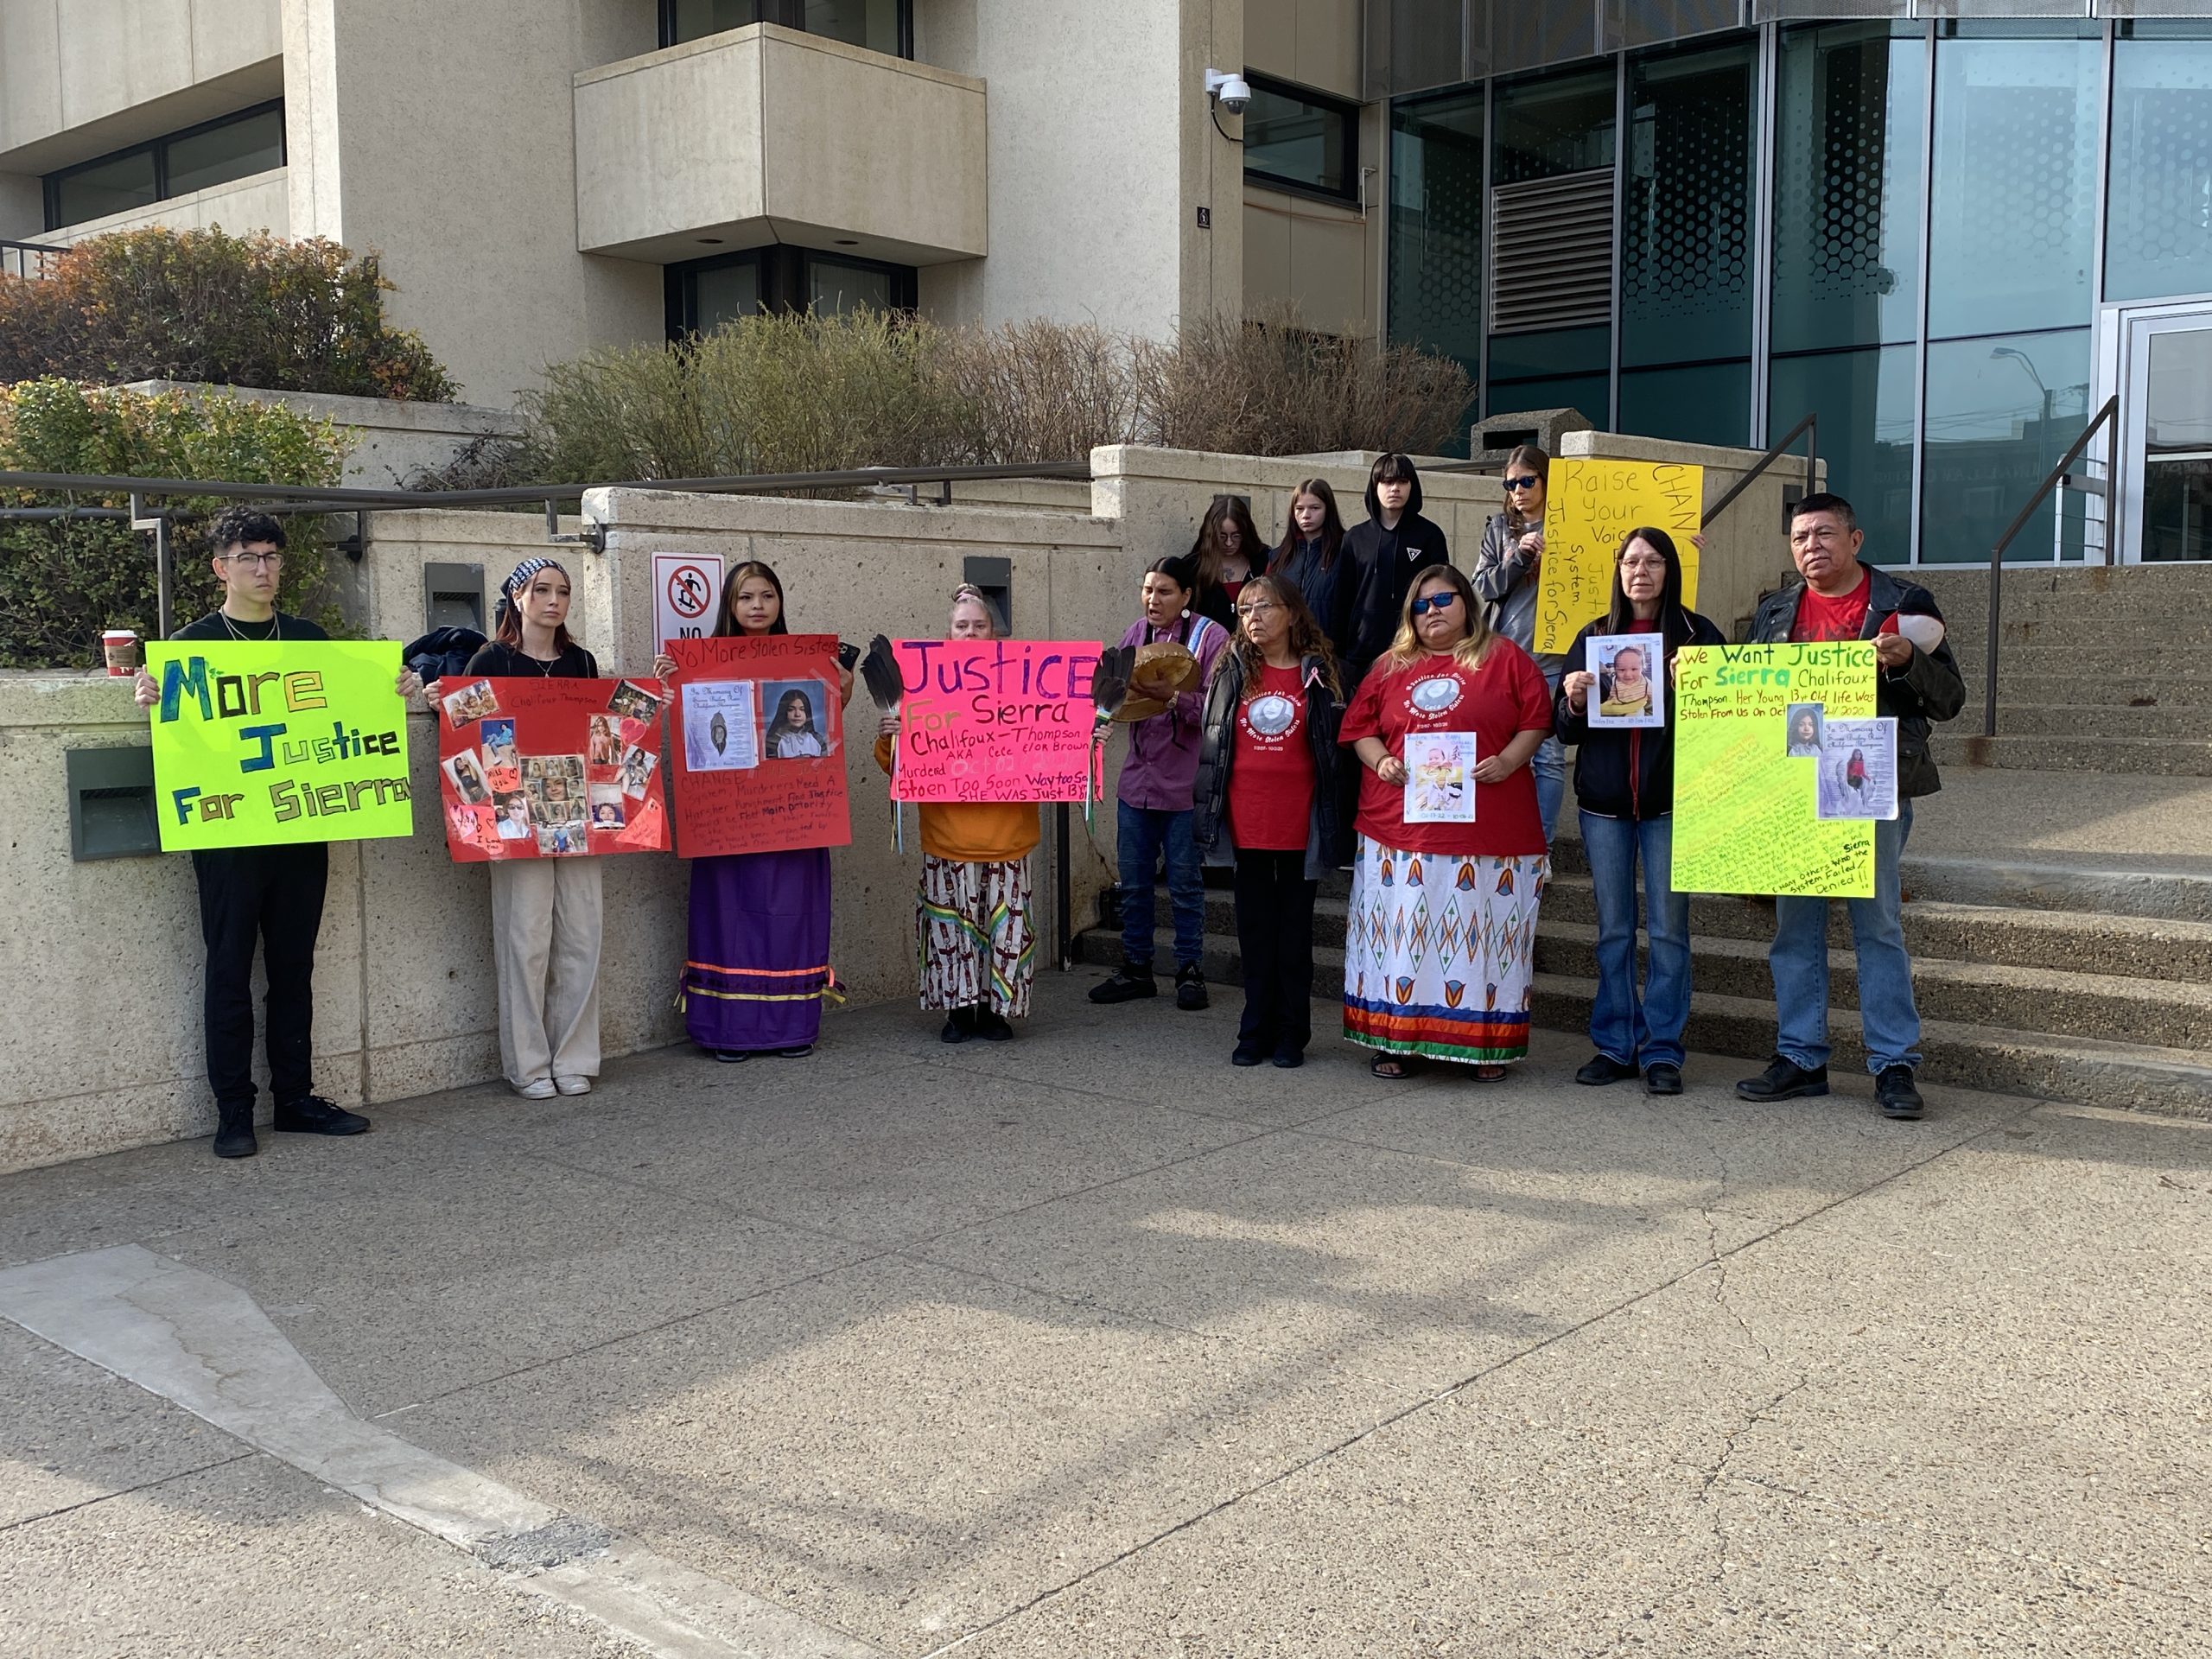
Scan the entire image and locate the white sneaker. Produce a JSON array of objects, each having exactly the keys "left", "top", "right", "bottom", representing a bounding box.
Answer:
[
  {"left": 512, "top": 1077, "right": 557, "bottom": 1100},
  {"left": 553, "top": 1075, "right": 593, "bottom": 1096}
]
